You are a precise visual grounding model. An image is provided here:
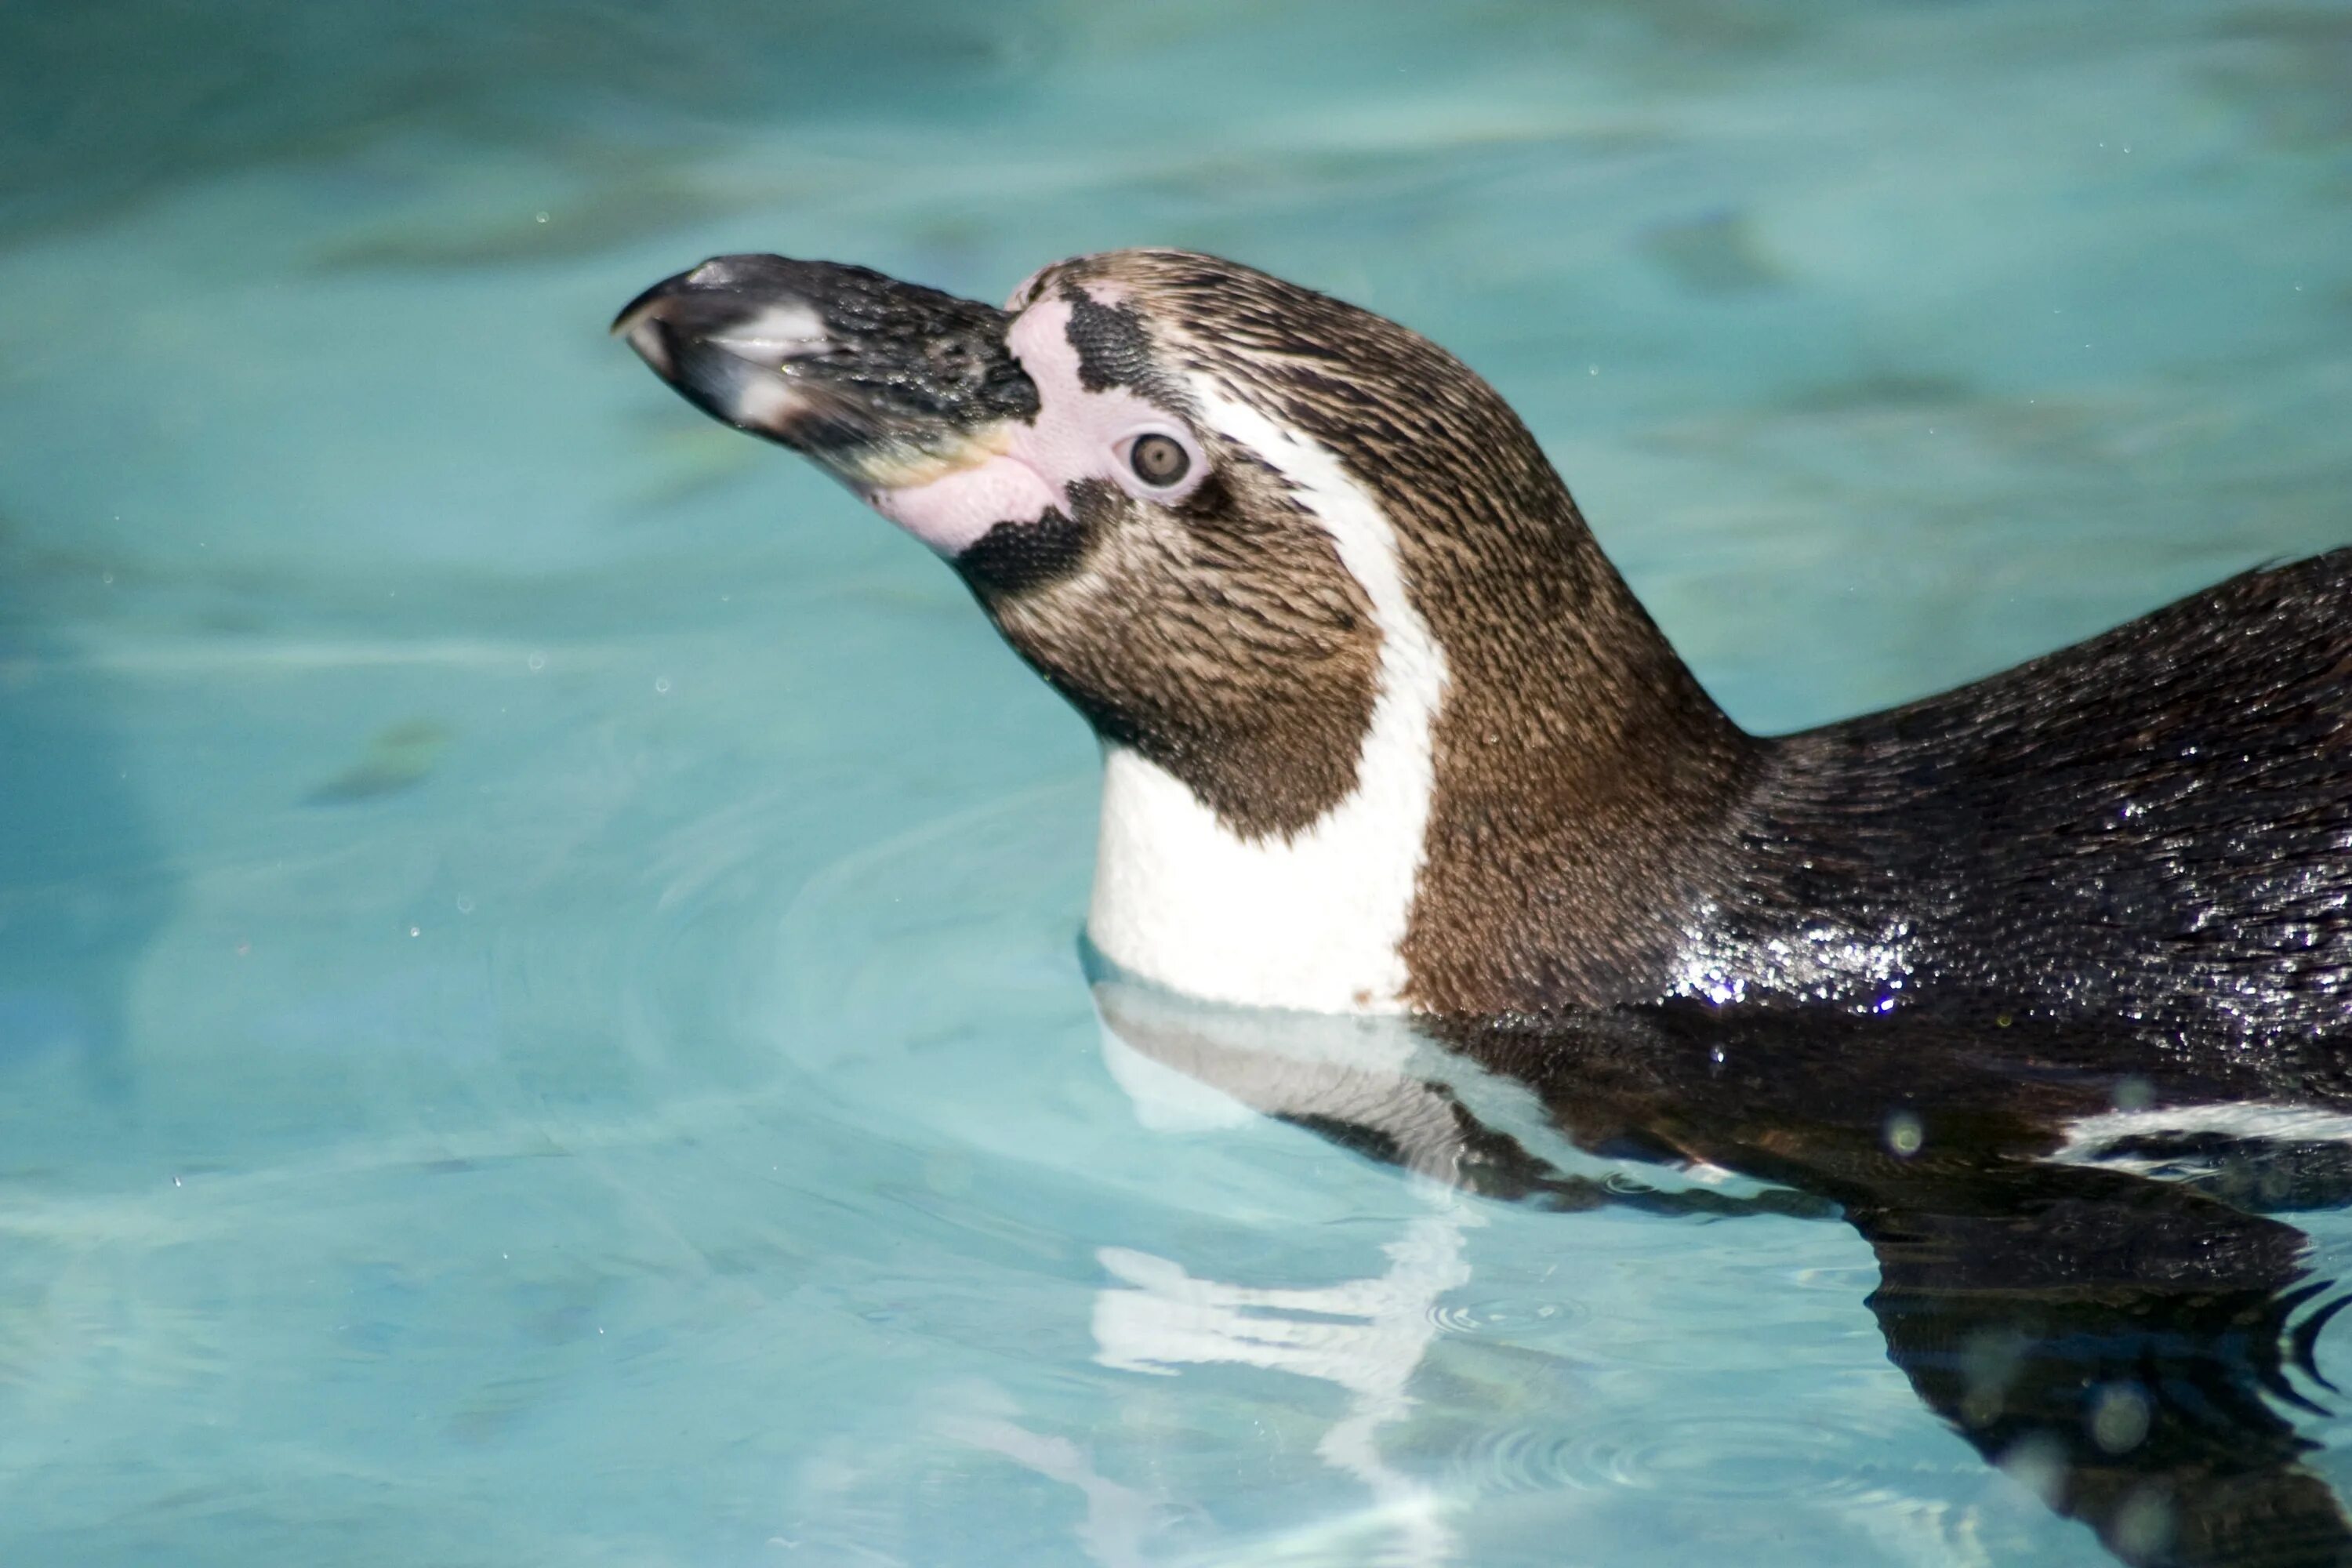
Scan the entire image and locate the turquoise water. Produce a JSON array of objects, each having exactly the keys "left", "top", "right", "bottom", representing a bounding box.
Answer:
[{"left": 3, "top": 2, "right": 2351, "bottom": 1563}]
